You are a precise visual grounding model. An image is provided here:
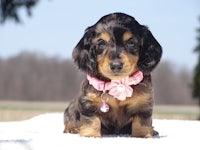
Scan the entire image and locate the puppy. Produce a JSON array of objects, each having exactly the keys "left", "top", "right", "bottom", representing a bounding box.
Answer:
[{"left": 64, "top": 12, "right": 162, "bottom": 138}]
